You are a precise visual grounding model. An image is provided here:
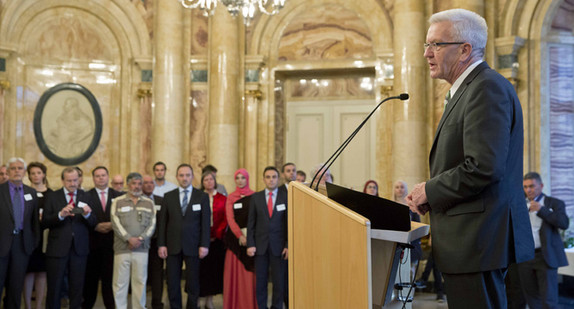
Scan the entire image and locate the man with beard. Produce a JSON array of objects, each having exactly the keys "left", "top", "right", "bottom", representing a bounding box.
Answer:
[{"left": 110, "top": 173, "right": 156, "bottom": 309}]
